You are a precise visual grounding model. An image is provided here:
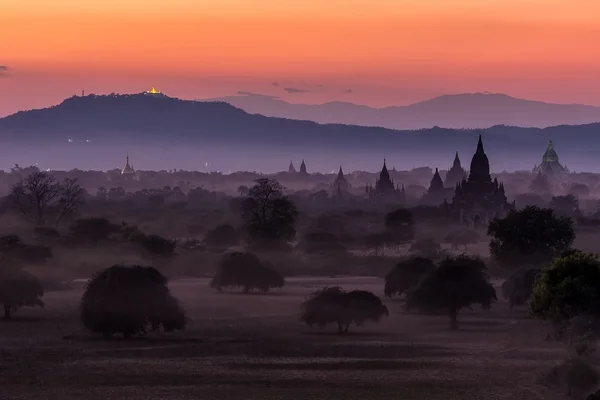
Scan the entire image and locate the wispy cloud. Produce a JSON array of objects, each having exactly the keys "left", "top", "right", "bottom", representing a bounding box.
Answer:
[
  {"left": 344, "top": 89, "right": 353, "bottom": 94},
  {"left": 236, "top": 91, "right": 280, "bottom": 99},
  {"left": 271, "top": 82, "right": 279, "bottom": 87},
  {"left": 0, "top": 66, "right": 8, "bottom": 77},
  {"left": 284, "top": 87, "right": 310, "bottom": 94}
]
